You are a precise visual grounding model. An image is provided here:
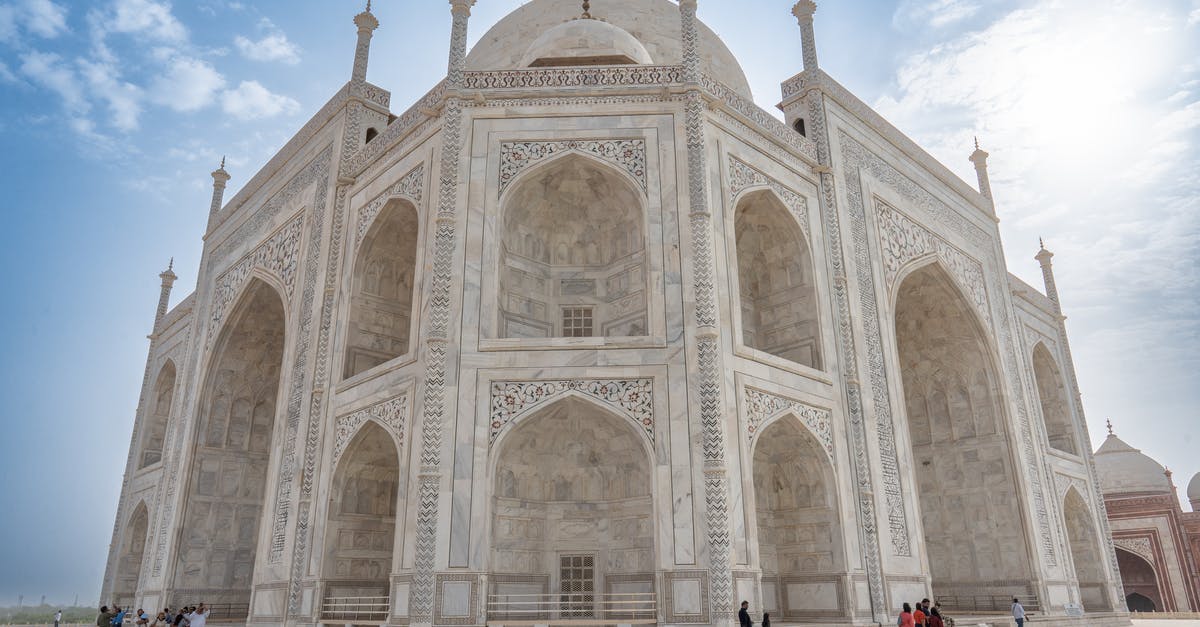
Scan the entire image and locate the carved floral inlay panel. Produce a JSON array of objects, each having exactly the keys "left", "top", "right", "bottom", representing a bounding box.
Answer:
[
  {"left": 208, "top": 212, "right": 304, "bottom": 346},
  {"left": 489, "top": 379, "right": 653, "bottom": 445},
  {"left": 333, "top": 395, "right": 408, "bottom": 467},
  {"left": 356, "top": 163, "right": 425, "bottom": 248},
  {"left": 875, "top": 199, "right": 990, "bottom": 327},
  {"left": 728, "top": 156, "right": 810, "bottom": 237},
  {"left": 1112, "top": 536, "right": 1155, "bottom": 564},
  {"left": 498, "top": 139, "right": 647, "bottom": 197},
  {"left": 744, "top": 387, "right": 833, "bottom": 458}
]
